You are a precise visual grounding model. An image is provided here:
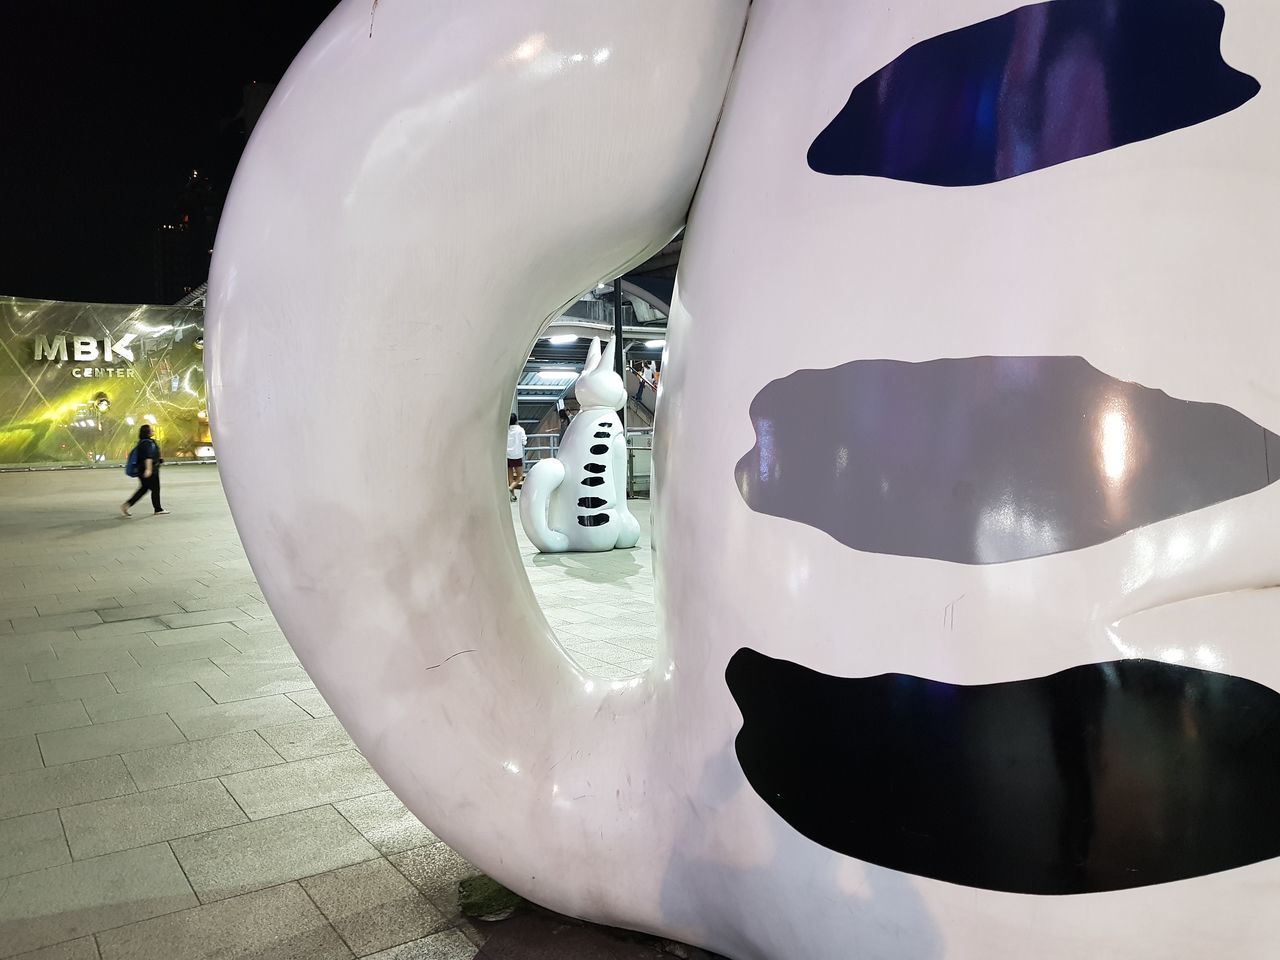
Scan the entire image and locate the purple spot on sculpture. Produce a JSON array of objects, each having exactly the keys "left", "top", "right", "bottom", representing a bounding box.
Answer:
[
  {"left": 808, "top": 0, "right": 1260, "bottom": 186},
  {"left": 734, "top": 356, "right": 1278, "bottom": 564}
]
